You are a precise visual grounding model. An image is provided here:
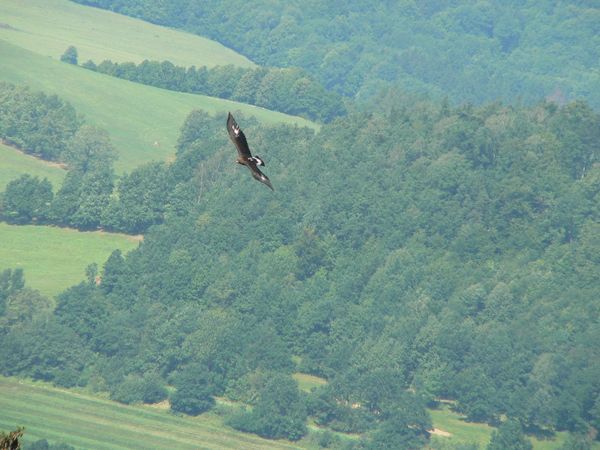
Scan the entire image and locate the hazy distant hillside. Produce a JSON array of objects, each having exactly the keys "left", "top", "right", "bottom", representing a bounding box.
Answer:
[{"left": 71, "top": 0, "right": 600, "bottom": 107}]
